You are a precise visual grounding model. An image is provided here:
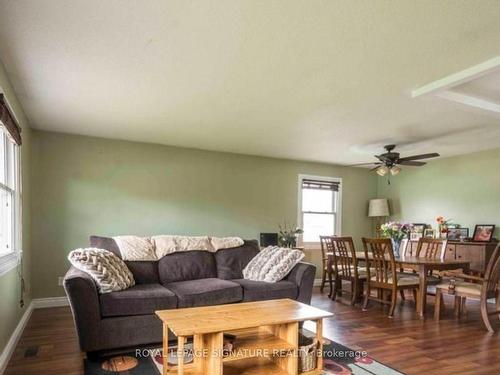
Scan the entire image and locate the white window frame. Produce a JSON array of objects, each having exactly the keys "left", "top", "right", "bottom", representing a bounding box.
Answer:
[
  {"left": 297, "top": 174, "right": 342, "bottom": 245},
  {"left": 0, "top": 89, "right": 22, "bottom": 276}
]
